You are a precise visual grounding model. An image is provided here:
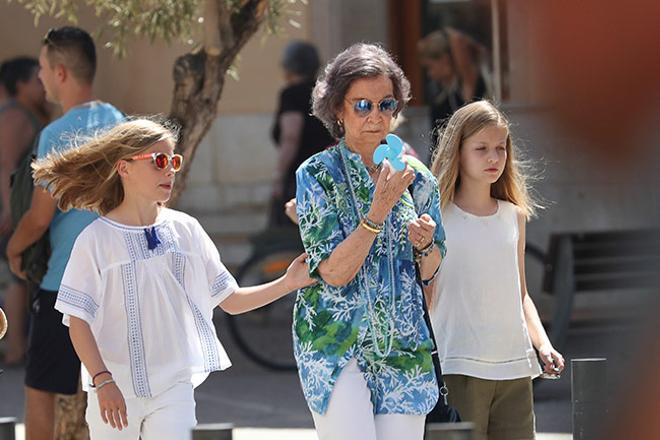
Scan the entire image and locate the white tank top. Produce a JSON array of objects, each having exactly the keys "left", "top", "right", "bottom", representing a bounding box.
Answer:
[{"left": 431, "top": 200, "right": 541, "bottom": 380}]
